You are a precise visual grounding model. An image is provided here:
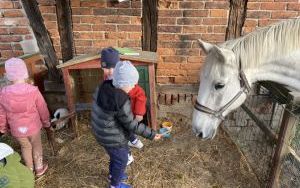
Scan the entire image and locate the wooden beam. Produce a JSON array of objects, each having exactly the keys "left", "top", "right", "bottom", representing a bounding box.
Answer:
[
  {"left": 142, "top": 0, "right": 158, "bottom": 52},
  {"left": 21, "top": 0, "right": 61, "bottom": 81},
  {"left": 56, "top": 0, "right": 74, "bottom": 62},
  {"left": 226, "top": 0, "right": 248, "bottom": 40}
]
